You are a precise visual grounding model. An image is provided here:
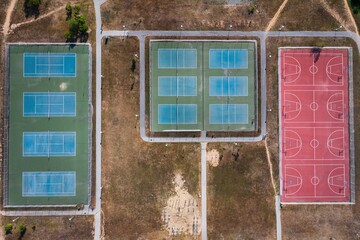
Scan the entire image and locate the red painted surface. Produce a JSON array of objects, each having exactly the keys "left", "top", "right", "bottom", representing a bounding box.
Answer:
[{"left": 280, "top": 48, "right": 350, "bottom": 202}]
